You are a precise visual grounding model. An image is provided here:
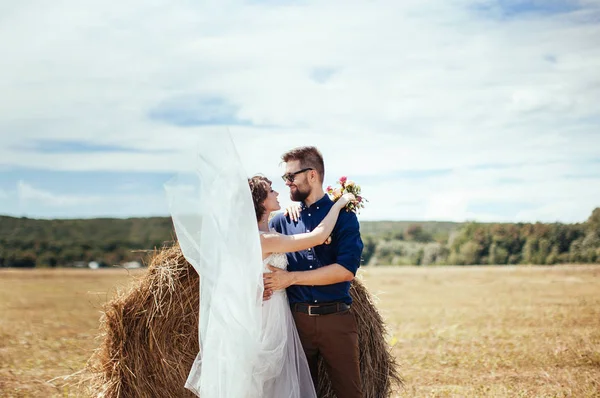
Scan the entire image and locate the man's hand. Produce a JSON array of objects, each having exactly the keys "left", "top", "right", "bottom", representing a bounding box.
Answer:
[
  {"left": 263, "top": 265, "right": 295, "bottom": 291},
  {"left": 283, "top": 203, "right": 302, "bottom": 222}
]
